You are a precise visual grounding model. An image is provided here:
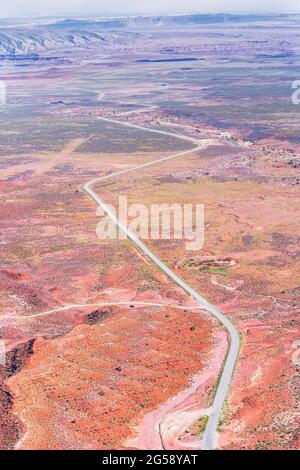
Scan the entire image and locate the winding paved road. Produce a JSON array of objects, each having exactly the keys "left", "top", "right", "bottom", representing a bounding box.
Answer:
[{"left": 83, "top": 113, "right": 240, "bottom": 450}]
